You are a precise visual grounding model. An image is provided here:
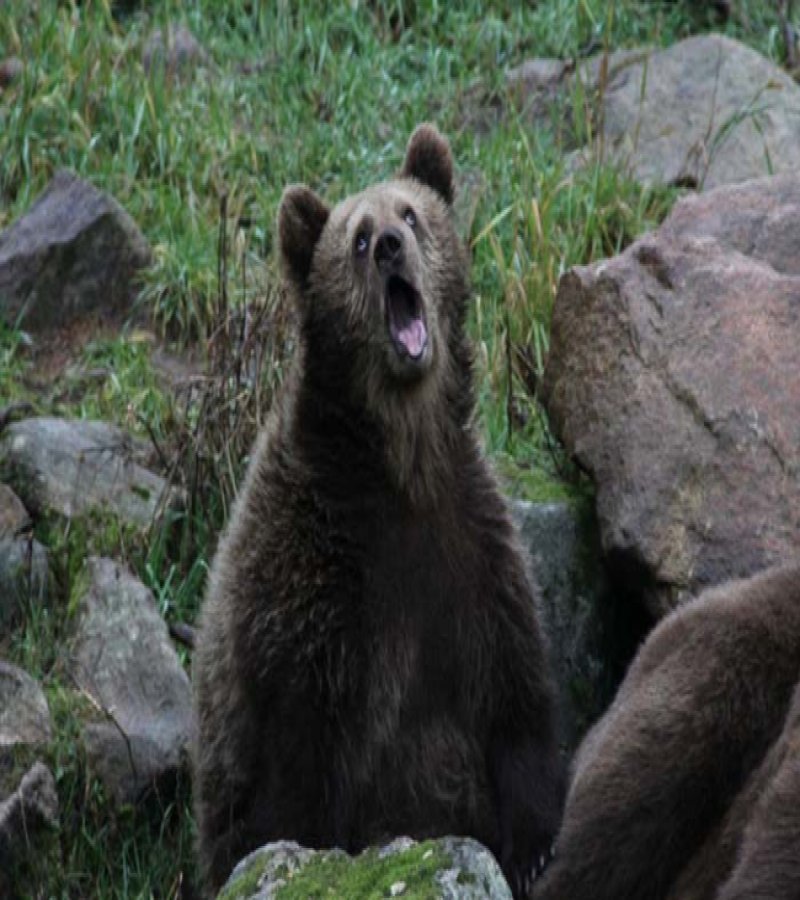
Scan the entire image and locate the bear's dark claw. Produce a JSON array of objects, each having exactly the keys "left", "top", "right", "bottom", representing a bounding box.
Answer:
[{"left": 505, "top": 837, "right": 559, "bottom": 898}]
